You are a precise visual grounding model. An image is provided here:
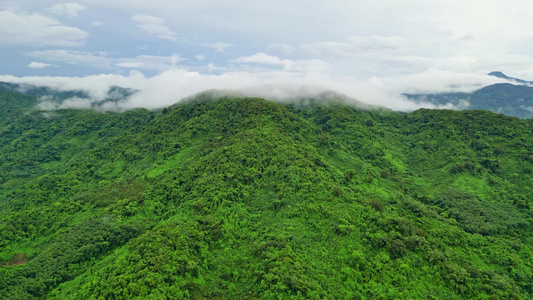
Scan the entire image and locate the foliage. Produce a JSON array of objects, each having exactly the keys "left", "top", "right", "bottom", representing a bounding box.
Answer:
[{"left": 1, "top": 90, "right": 532, "bottom": 299}]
